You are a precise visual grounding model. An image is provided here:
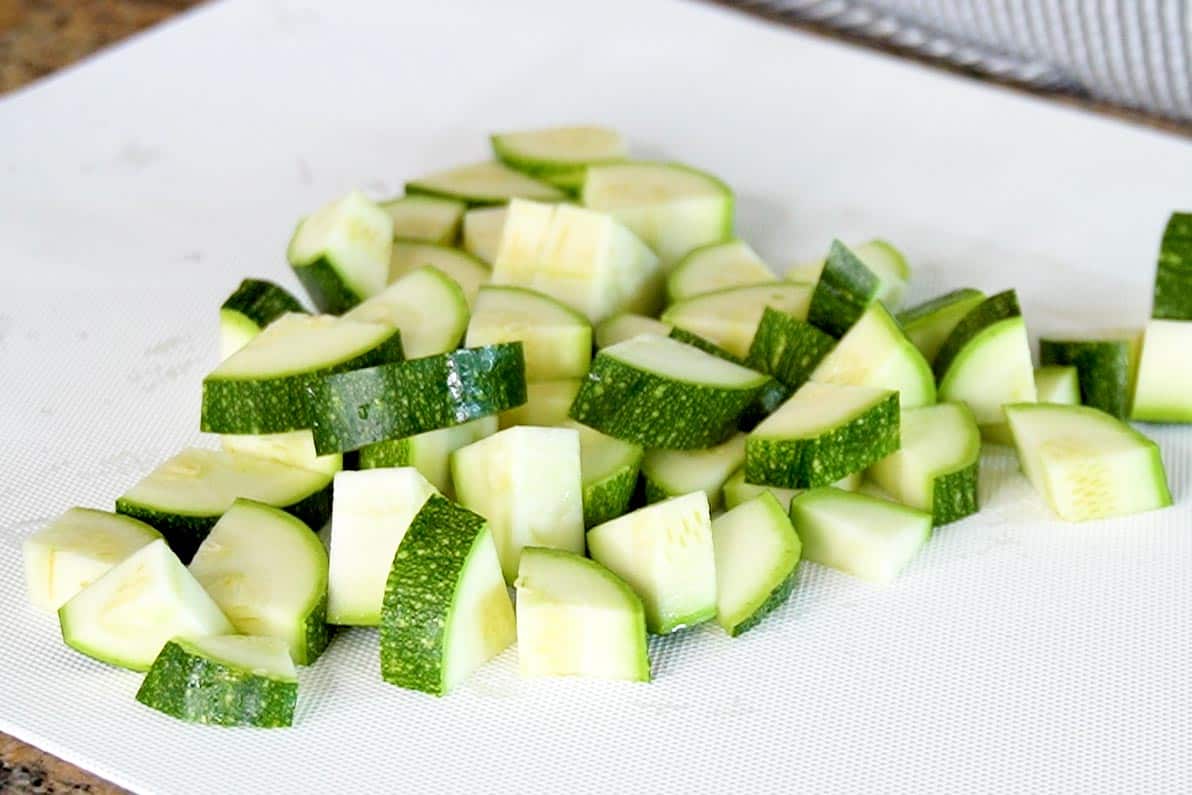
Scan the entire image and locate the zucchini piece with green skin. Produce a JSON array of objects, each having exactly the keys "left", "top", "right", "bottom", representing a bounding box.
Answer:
[
  {"left": 662, "top": 282, "right": 813, "bottom": 359},
  {"left": 746, "top": 382, "right": 899, "bottom": 489},
  {"left": 58, "top": 539, "right": 233, "bottom": 671},
  {"left": 326, "top": 469, "right": 437, "bottom": 626},
  {"left": 746, "top": 306, "right": 836, "bottom": 391},
  {"left": 220, "top": 429, "right": 342, "bottom": 478},
  {"left": 116, "top": 447, "right": 333, "bottom": 563},
  {"left": 380, "top": 195, "right": 465, "bottom": 244},
  {"left": 461, "top": 206, "right": 506, "bottom": 265},
  {"left": 936, "top": 290, "right": 1037, "bottom": 432},
  {"left": 667, "top": 327, "right": 789, "bottom": 426},
  {"left": 201, "top": 314, "right": 404, "bottom": 436},
  {"left": 136, "top": 636, "right": 297, "bottom": 728},
  {"left": 288, "top": 191, "right": 393, "bottom": 313},
  {"left": 1005, "top": 403, "right": 1172, "bottom": 521},
  {"left": 307, "top": 343, "right": 527, "bottom": 455},
  {"left": 492, "top": 125, "right": 627, "bottom": 177},
  {"left": 587, "top": 491, "right": 716, "bottom": 635},
  {"left": 380, "top": 495, "right": 516, "bottom": 696},
  {"left": 343, "top": 265, "right": 469, "bottom": 358},
  {"left": 1152, "top": 212, "right": 1192, "bottom": 320},
  {"left": 722, "top": 468, "right": 861, "bottom": 511},
  {"left": 789, "top": 488, "right": 932, "bottom": 584},
  {"left": 389, "top": 242, "right": 490, "bottom": 307},
  {"left": 406, "top": 160, "right": 566, "bottom": 205},
  {"left": 24, "top": 508, "right": 161, "bottom": 612},
  {"left": 642, "top": 433, "right": 747, "bottom": 511},
  {"left": 569, "top": 334, "right": 770, "bottom": 449},
  {"left": 451, "top": 426, "right": 584, "bottom": 583},
  {"left": 805, "top": 240, "right": 880, "bottom": 336},
  {"left": 595, "top": 313, "right": 672, "bottom": 349},
  {"left": 582, "top": 161, "right": 734, "bottom": 268},
  {"left": 357, "top": 417, "right": 497, "bottom": 496},
  {"left": 498, "top": 379, "right": 582, "bottom": 429},
  {"left": 867, "top": 403, "right": 980, "bottom": 526},
  {"left": 667, "top": 239, "right": 777, "bottom": 302},
  {"left": 712, "top": 493, "right": 801, "bottom": 637},
  {"left": 789, "top": 240, "right": 911, "bottom": 310},
  {"left": 562, "top": 420, "right": 644, "bottom": 528},
  {"left": 1039, "top": 336, "right": 1140, "bottom": 420},
  {"left": 219, "top": 279, "right": 305, "bottom": 360},
  {"left": 465, "top": 285, "right": 591, "bottom": 380},
  {"left": 896, "top": 288, "right": 986, "bottom": 364},
  {"left": 189, "top": 499, "right": 329, "bottom": 664},
  {"left": 514, "top": 546, "right": 649, "bottom": 681},
  {"left": 1131, "top": 319, "right": 1192, "bottom": 422},
  {"left": 492, "top": 200, "right": 662, "bottom": 323},
  {"left": 1035, "top": 365, "right": 1081, "bottom": 405},
  {"left": 809, "top": 301, "right": 936, "bottom": 408}
]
